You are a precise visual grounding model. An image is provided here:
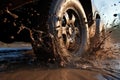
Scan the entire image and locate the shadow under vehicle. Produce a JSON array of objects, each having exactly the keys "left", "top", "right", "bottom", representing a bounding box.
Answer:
[{"left": 0, "top": 0, "right": 104, "bottom": 65}]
